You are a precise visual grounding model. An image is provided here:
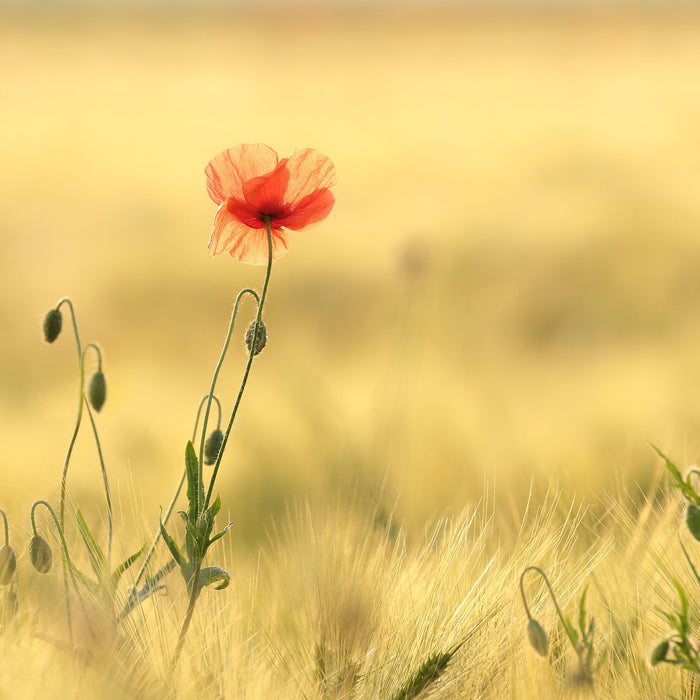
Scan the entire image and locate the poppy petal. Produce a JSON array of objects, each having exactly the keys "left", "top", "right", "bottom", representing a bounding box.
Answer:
[
  {"left": 205, "top": 144, "right": 279, "bottom": 204},
  {"left": 208, "top": 206, "right": 289, "bottom": 265},
  {"left": 242, "top": 162, "right": 291, "bottom": 217},
  {"left": 226, "top": 196, "right": 266, "bottom": 229},
  {"left": 276, "top": 188, "right": 335, "bottom": 231},
  {"left": 282, "top": 149, "right": 336, "bottom": 208}
]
